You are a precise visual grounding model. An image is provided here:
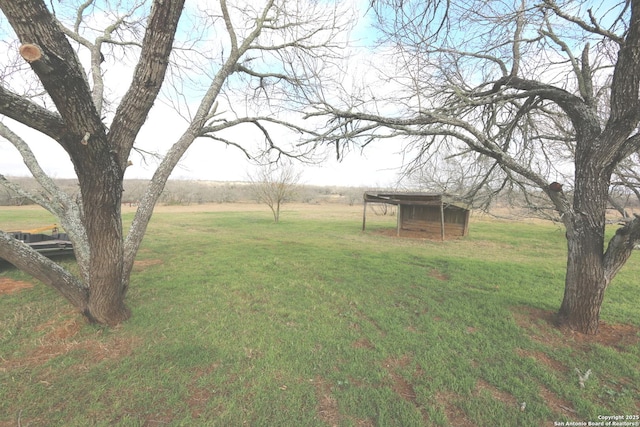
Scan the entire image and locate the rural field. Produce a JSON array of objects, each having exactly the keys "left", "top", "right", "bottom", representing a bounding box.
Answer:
[{"left": 1, "top": 202, "right": 639, "bottom": 426}]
